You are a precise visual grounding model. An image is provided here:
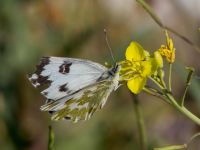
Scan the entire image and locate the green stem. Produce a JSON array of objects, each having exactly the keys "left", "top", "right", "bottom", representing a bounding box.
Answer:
[
  {"left": 160, "top": 77, "right": 167, "bottom": 89},
  {"left": 143, "top": 87, "right": 159, "bottom": 96},
  {"left": 166, "top": 93, "right": 200, "bottom": 126},
  {"left": 143, "top": 87, "right": 171, "bottom": 104},
  {"left": 149, "top": 76, "right": 165, "bottom": 90},
  {"left": 181, "top": 86, "right": 188, "bottom": 107},
  {"left": 48, "top": 125, "right": 54, "bottom": 150},
  {"left": 168, "top": 64, "right": 172, "bottom": 92},
  {"left": 132, "top": 94, "right": 148, "bottom": 150},
  {"left": 148, "top": 77, "right": 200, "bottom": 126},
  {"left": 135, "top": 0, "right": 200, "bottom": 54}
]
